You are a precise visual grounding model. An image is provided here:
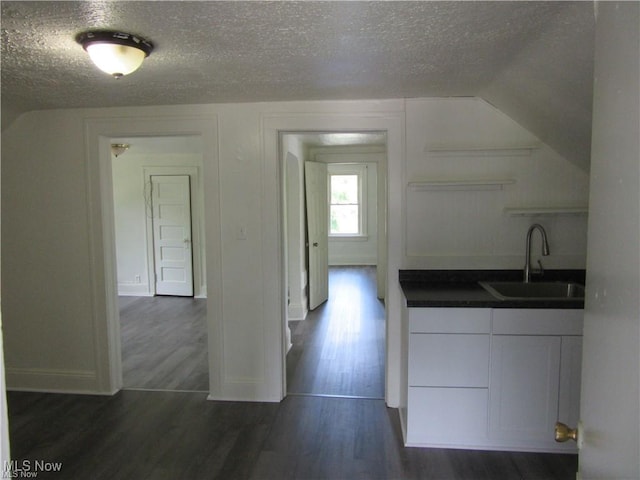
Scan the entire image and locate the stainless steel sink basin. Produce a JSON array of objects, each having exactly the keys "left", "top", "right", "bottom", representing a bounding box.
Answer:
[{"left": 479, "top": 281, "right": 585, "bottom": 300}]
